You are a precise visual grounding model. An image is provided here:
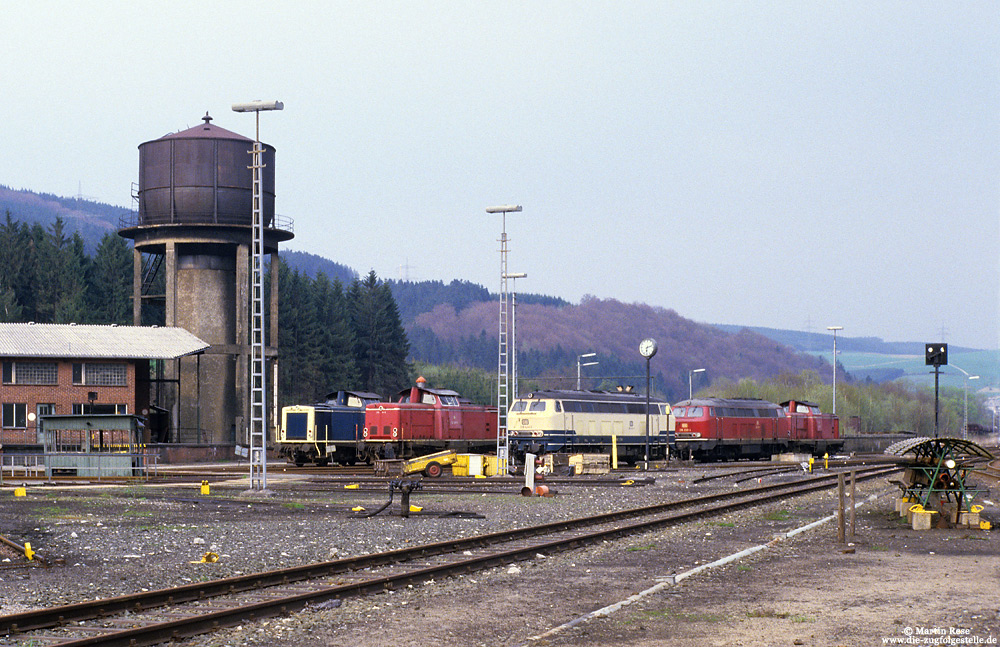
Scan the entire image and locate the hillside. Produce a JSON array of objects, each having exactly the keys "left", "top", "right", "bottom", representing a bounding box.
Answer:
[
  {"left": 403, "top": 296, "right": 833, "bottom": 400},
  {"left": 0, "top": 185, "right": 126, "bottom": 253},
  {"left": 5, "top": 185, "right": 978, "bottom": 399}
]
